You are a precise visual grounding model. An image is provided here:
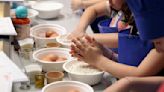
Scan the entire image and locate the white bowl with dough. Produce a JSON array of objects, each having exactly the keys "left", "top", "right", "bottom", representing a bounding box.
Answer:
[{"left": 63, "top": 60, "right": 104, "bottom": 85}]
